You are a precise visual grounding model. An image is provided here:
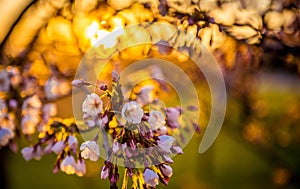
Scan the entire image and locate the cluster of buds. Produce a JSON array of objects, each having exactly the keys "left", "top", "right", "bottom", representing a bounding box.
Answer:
[
  {"left": 21, "top": 117, "right": 86, "bottom": 176},
  {"left": 73, "top": 69, "right": 200, "bottom": 188}
]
